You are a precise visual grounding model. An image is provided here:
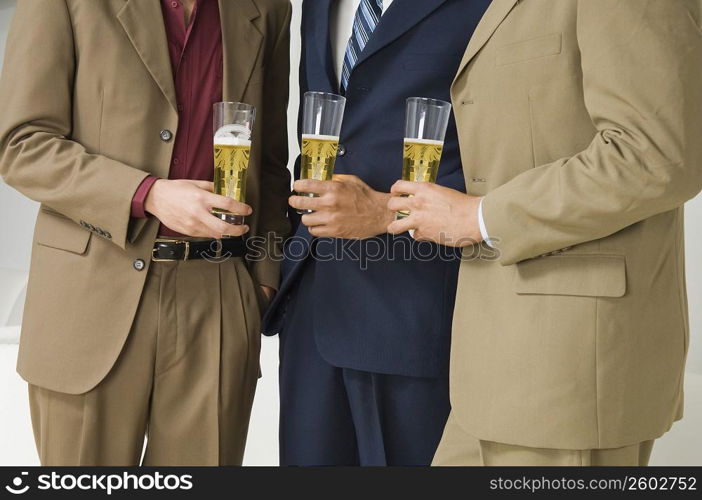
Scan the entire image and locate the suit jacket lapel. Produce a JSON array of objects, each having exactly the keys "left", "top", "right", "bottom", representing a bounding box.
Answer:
[
  {"left": 117, "top": 0, "right": 177, "bottom": 112},
  {"left": 454, "top": 0, "right": 519, "bottom": 81},
  {"left": 353, "top": 0, "right": 448, "bottom": 69},
  {"left": 309, "top": 0, "right": 337, "bottom": 92},
  {"left": 220, "top": 0, "right": 263, "bottom": 102}
]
